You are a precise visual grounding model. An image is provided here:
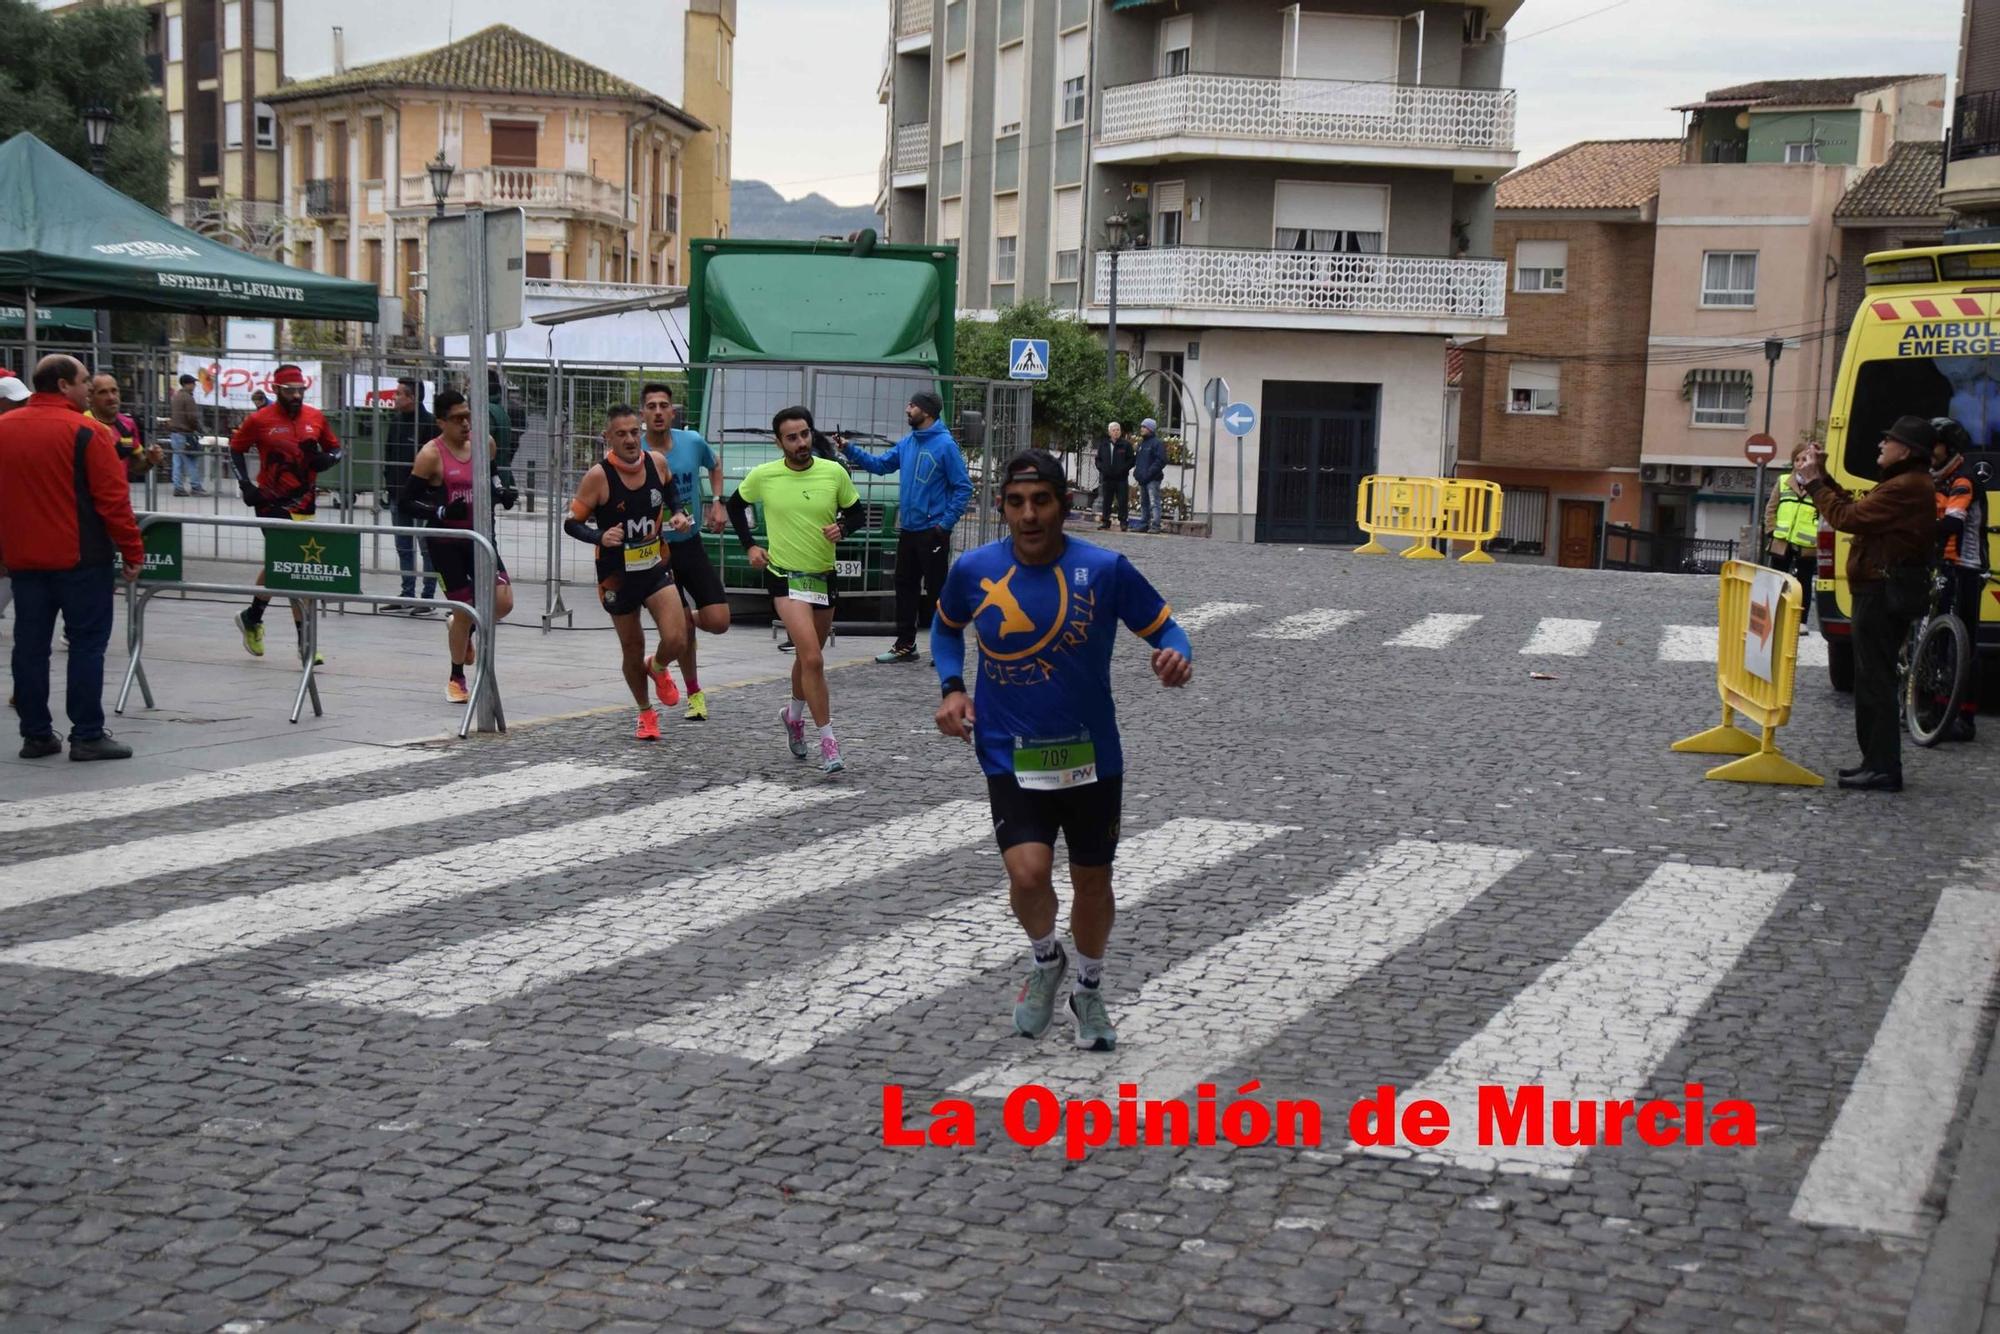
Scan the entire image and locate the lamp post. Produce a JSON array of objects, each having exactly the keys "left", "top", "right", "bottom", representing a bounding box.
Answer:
[
  {"left": 1751, "top": 337, "right": 1785, "bottom": 558},
  {"left": 427, "top": 151, "right": 455, "bottom": 217},
  {"left": 83, "top": 103, "right": 115, "bottom": 364},
  {"left": 1103, "top": 212, "right": 1130, "bottom": 388}
]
